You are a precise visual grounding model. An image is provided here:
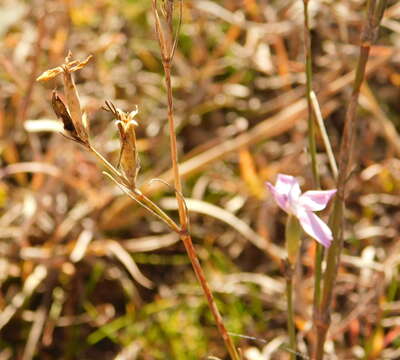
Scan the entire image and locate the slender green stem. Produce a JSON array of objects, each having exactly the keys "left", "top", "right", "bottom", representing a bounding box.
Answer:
[
  {"left": 303, "top": 0, "right": 319, "bottom": 189},
  {"left": 313, "top": 244, "right": 323, "bottom": 310},
  {"left": 286, "top": 272, "right": 296, "bottom": 360},
  {"left": 302, "top": 1, "right": 324, "bottom": 338}
]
